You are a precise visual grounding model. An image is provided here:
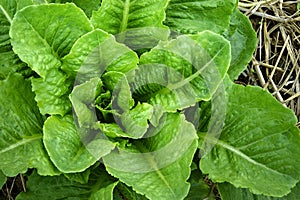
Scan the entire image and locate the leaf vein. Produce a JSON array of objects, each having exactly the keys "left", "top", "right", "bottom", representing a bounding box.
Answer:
[
  {"left": 201, "top": 135, "right": 291, "bottom": 178},
  {"left": 0, "top": 134, "right": 42, "bottom": 154}
]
